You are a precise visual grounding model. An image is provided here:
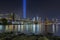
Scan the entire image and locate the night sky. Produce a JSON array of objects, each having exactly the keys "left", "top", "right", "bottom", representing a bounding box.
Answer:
[
  {"left": 0, "top": 0, "right": 60, "bottom": 36},
  {"left": 0, "top": 0, "right": 60, "bottom": 18}
]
